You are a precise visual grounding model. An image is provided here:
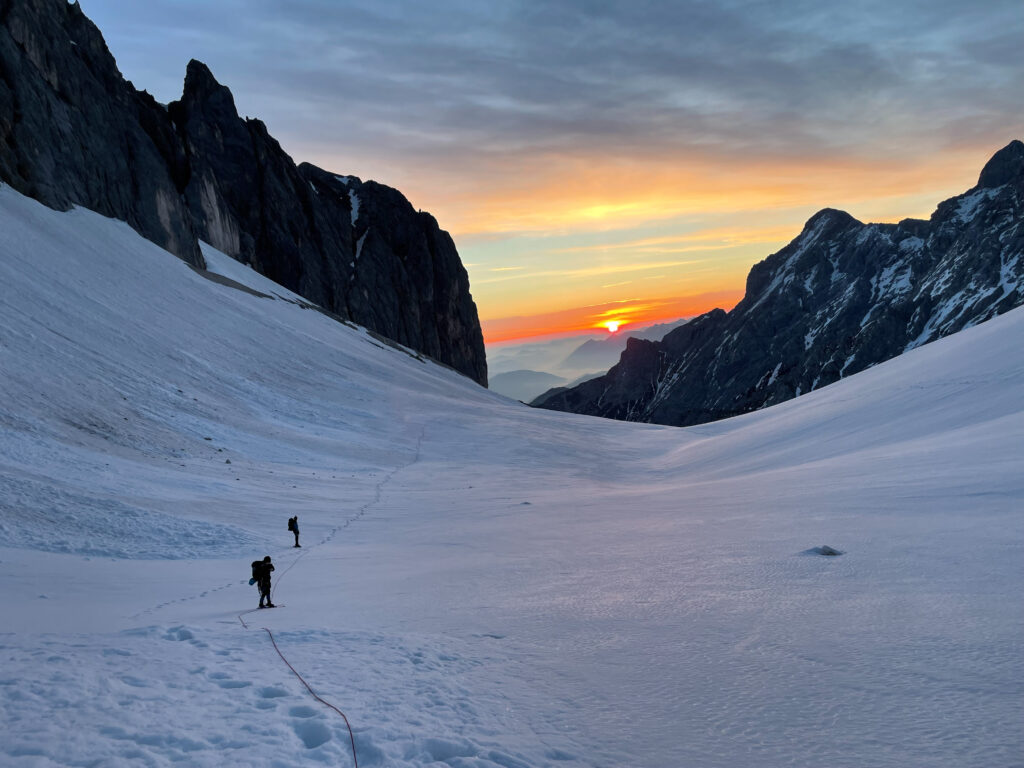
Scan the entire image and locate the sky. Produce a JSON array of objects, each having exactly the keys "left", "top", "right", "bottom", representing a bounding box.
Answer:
[{"left": 78, "top": 0, "right": 1024, "bottom": 345}]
